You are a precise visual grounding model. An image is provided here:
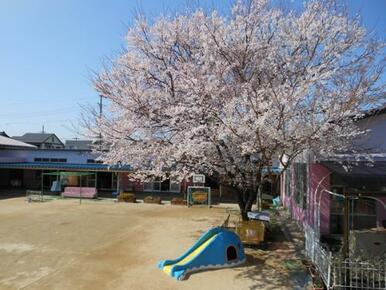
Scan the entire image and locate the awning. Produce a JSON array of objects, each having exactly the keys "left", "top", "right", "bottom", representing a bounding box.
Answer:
[
  {"left": 262, "top": 166, "right": 282, "bottom": 175},
  {"left": 320, "top": 161, "right": 386, "bottom": 177},
  {"left": 0, "top": 162, "right": 131, "bottom": 172},
  {"left": 43, "top": 171, "right": 95, "bottom": 176}
]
